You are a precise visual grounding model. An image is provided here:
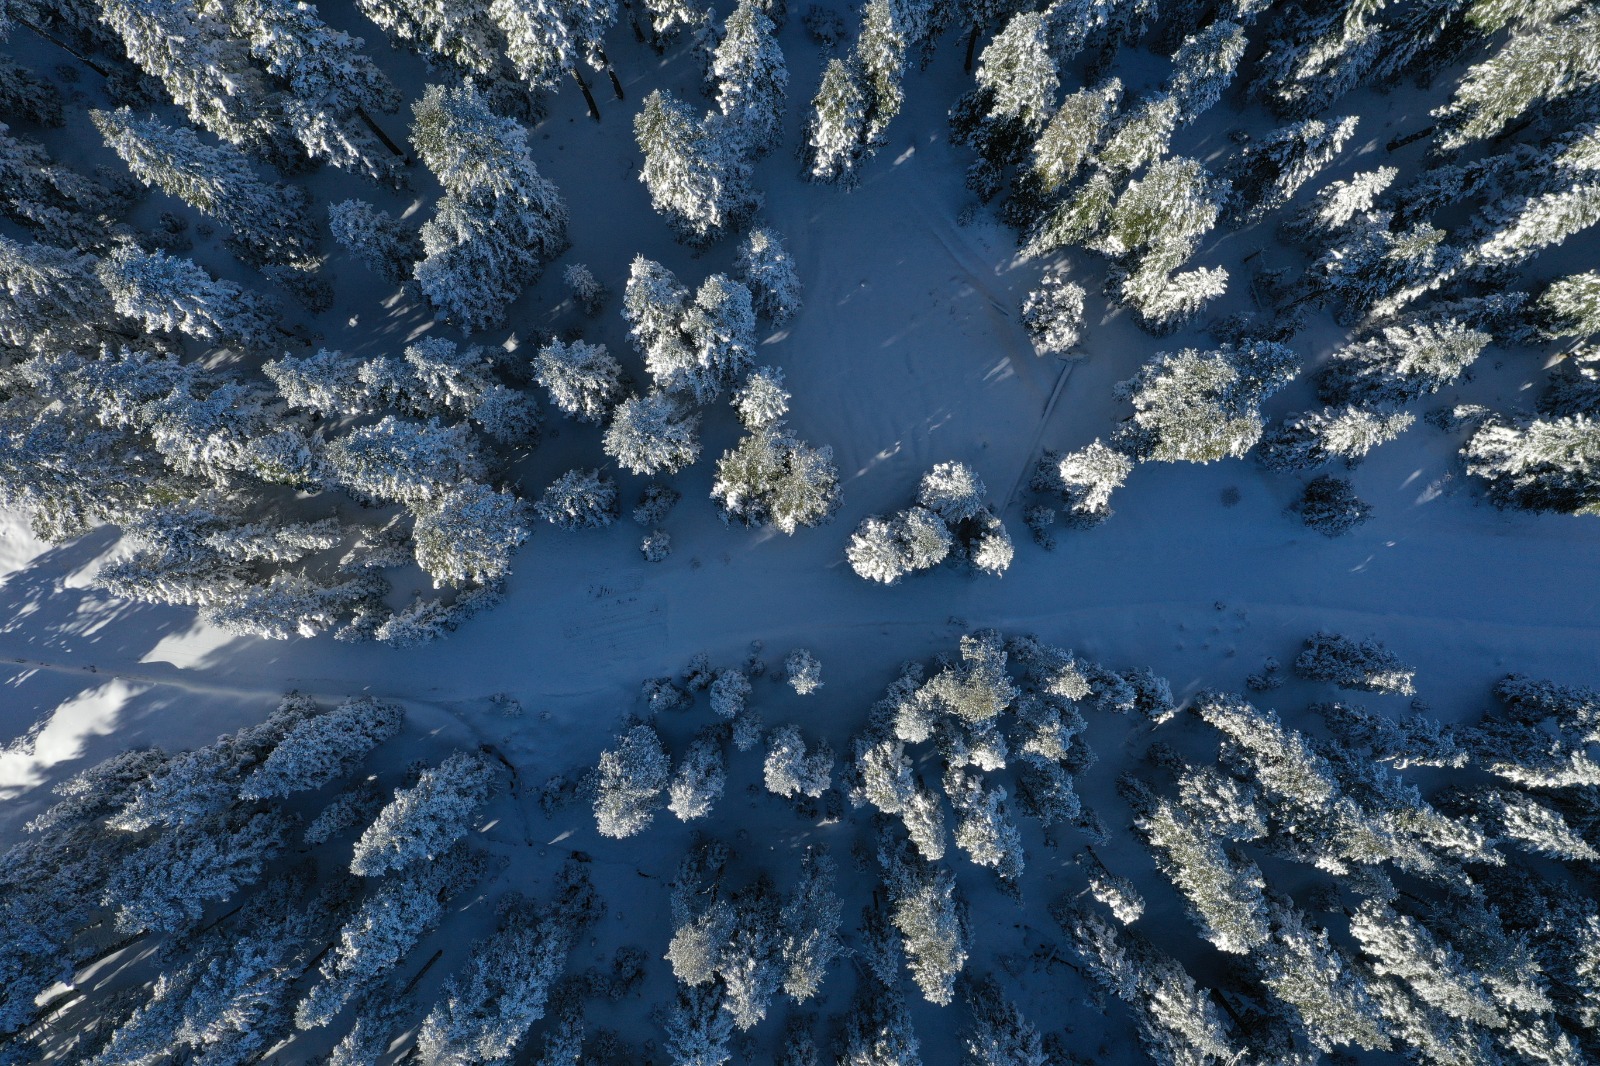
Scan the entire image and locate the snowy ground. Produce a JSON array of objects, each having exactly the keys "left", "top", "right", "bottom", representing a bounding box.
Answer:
[{"left": 2, "top": 4, "right": 1598, "bottom": 1062}]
